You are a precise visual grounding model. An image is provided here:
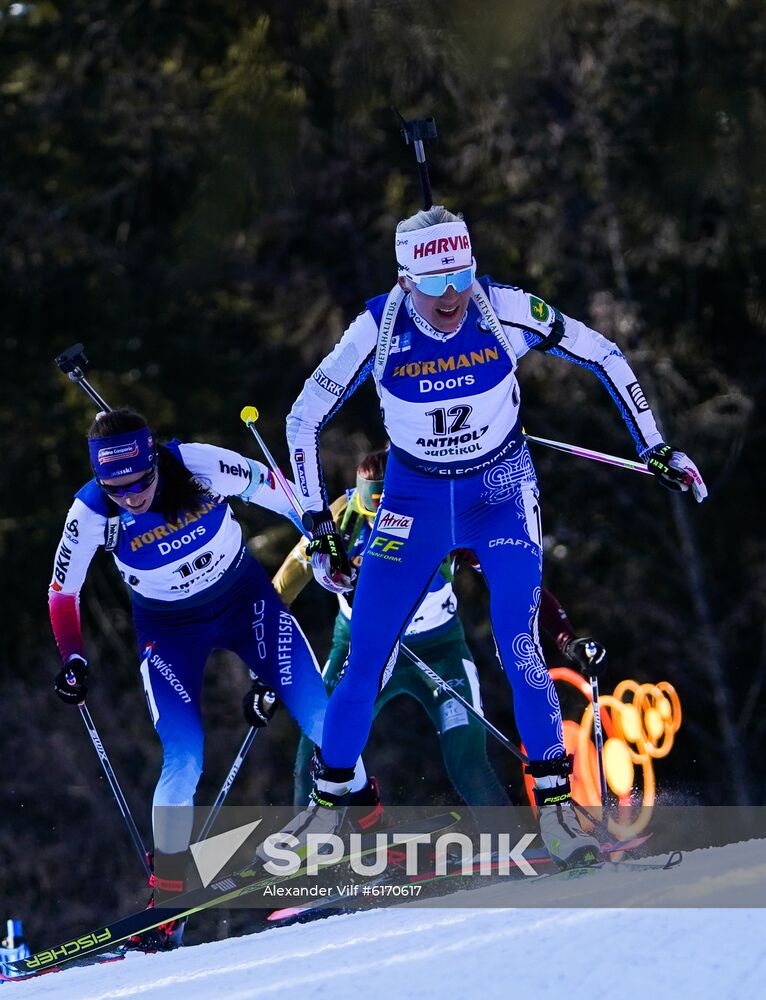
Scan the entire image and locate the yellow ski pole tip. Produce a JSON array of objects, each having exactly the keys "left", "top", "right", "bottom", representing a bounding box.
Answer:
[{"left": 240, "top": 405, "right": 259, "bottom": 425}]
